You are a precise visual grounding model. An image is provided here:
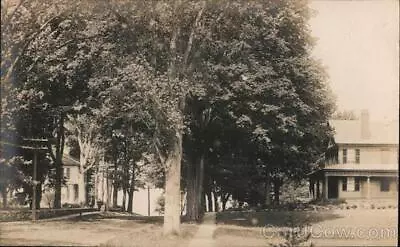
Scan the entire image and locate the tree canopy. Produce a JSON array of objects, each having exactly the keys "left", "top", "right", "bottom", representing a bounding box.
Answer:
[{"left": 1, "top": 0, "right": 334, "bottom": 235}]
